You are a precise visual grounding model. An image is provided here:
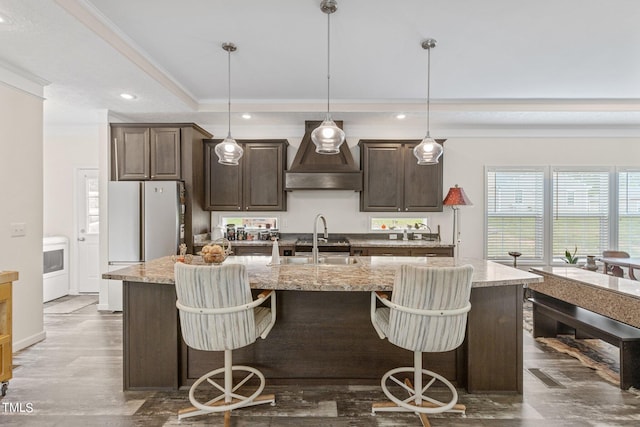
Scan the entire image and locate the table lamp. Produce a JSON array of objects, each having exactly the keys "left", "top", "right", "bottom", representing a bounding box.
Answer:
[{"left": 443, "top": 184, "right": 472, "bottom": 258}]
